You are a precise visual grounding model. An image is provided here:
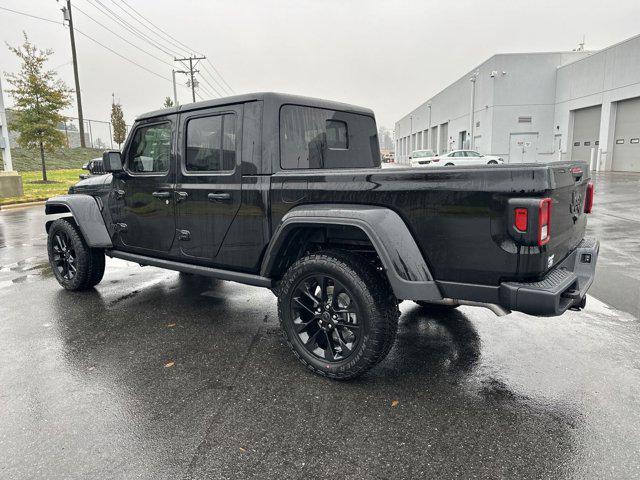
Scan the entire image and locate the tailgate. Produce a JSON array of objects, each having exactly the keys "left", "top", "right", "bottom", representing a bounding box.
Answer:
[{"left": 545, "top": 162, "right": 590, "bottom": 271}]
